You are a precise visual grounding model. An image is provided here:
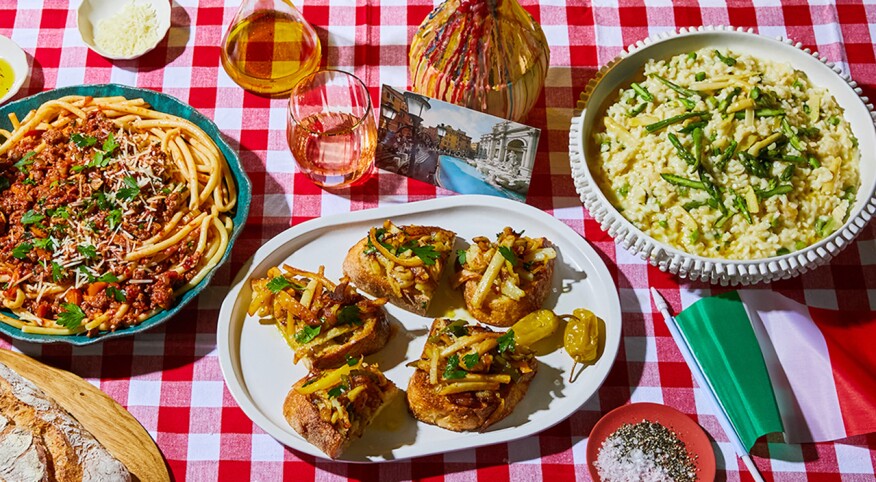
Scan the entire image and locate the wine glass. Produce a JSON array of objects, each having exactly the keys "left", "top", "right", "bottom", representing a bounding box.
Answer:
[{"left": 286, "top": 70, "right": 377, "bottom": 188}]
